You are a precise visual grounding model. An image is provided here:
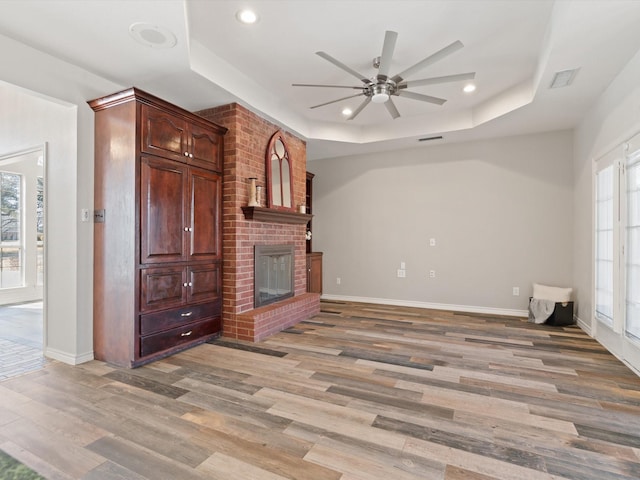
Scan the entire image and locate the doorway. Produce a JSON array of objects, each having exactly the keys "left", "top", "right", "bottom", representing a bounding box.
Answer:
[{"left": 0, "top": 146, "right": 46, "bottom": 378}]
